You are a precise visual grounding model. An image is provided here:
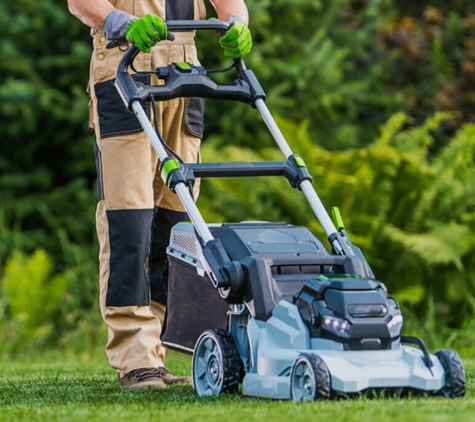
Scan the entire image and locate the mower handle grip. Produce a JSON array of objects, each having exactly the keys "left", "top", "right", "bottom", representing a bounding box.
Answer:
[
  {"left": 115, "top": 20, "right": 265, "bottom": 109},
  {"left": 165, "top": 19, "right": 231, "bottom": 33}
]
